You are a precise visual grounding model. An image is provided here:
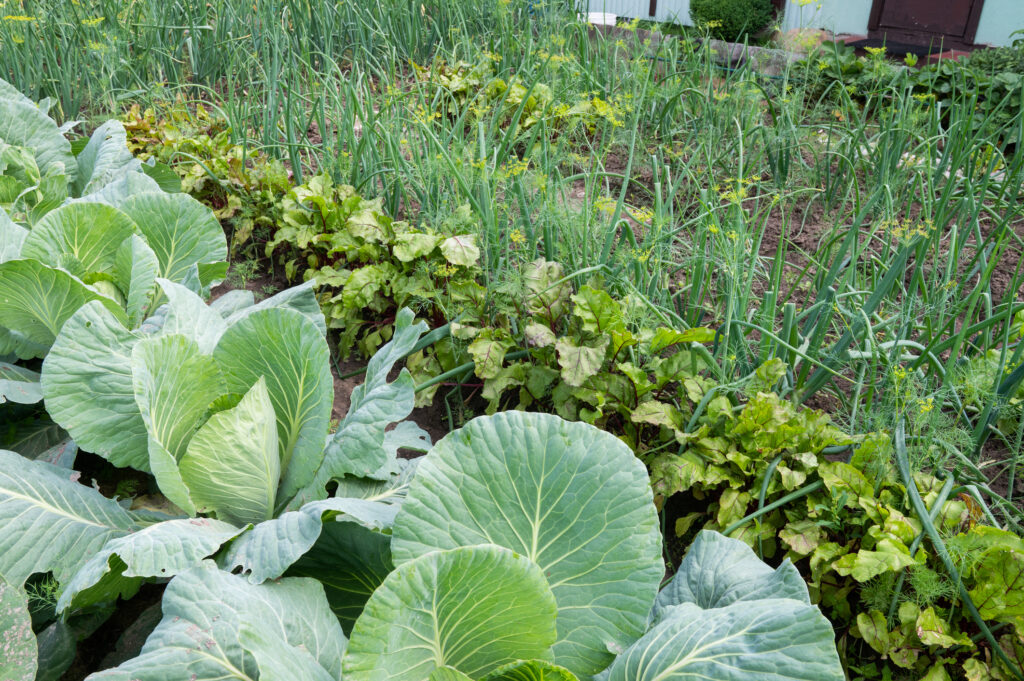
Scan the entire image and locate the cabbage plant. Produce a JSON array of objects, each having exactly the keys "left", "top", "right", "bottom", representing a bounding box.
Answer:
[
  {"left": 81, "top": 410, "right": 844, "bottom": 681},
  {"left": 0, "top": 77, "right": 228, "bottom": 461},
  {"left": 0, "top": 295, "right": 431, "bottom": 678},
  {"left": 0, "top": 295, "right": 843, "bottom": 679}
]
